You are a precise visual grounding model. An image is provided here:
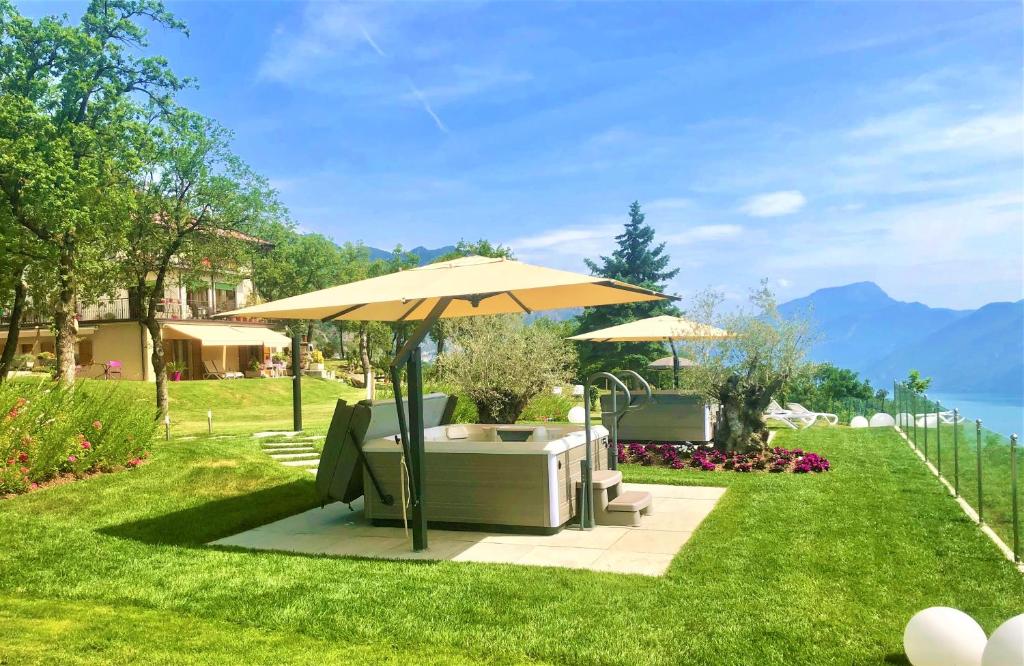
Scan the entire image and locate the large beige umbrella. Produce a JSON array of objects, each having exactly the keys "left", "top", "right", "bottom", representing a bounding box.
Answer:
[
  {"left": 569, "top": 314, "right": 730, "bottom": 388},
  {"left": 223, "top": 255, "right": 670, "bottom": 550}
]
